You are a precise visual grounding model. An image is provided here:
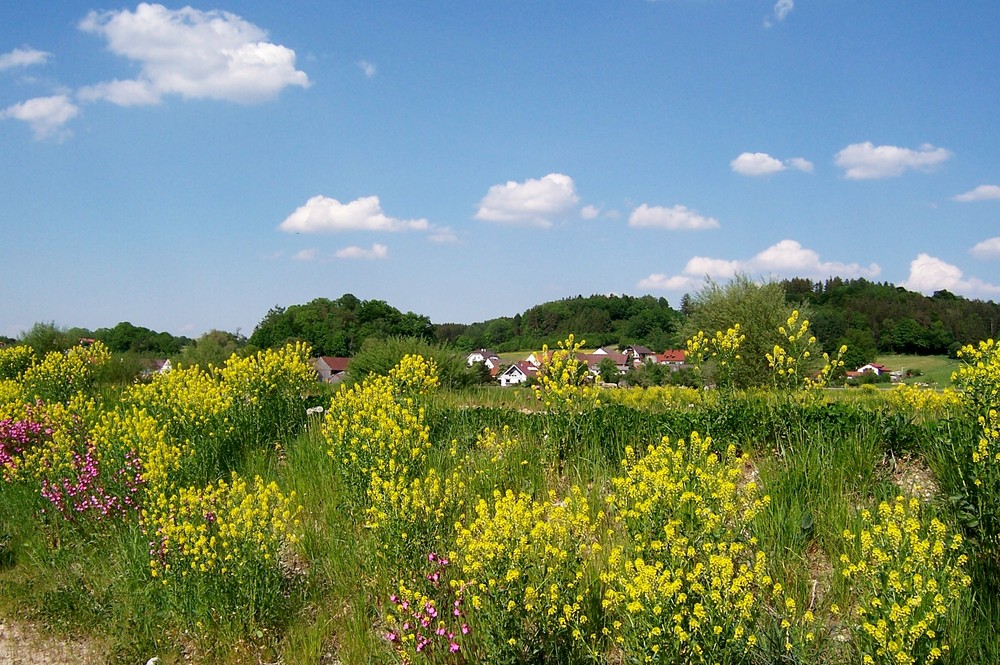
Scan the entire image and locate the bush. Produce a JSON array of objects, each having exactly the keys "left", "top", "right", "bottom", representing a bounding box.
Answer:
[{"left": 348, "top": 336, "right": 480, "bottom": 389}]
